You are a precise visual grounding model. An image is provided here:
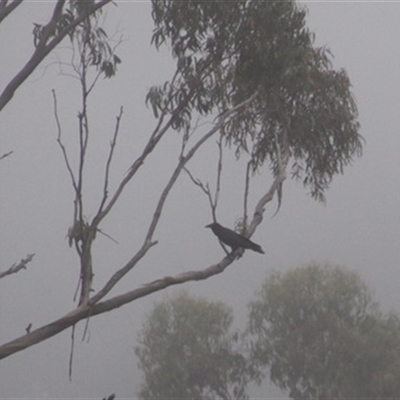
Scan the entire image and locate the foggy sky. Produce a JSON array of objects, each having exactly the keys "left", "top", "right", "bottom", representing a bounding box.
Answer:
[{"left": 1, "top": 1, "right": 399, "bottom": 399}]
